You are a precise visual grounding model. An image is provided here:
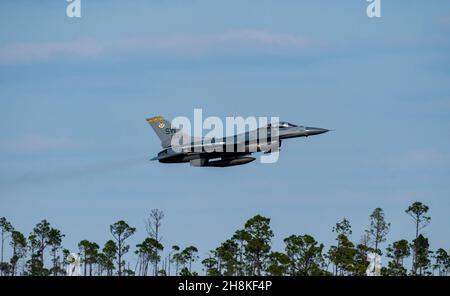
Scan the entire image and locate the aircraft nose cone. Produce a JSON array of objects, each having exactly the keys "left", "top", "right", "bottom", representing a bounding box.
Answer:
[{"left": 305, "top": 127, "right": 329, "bottom": 136}]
